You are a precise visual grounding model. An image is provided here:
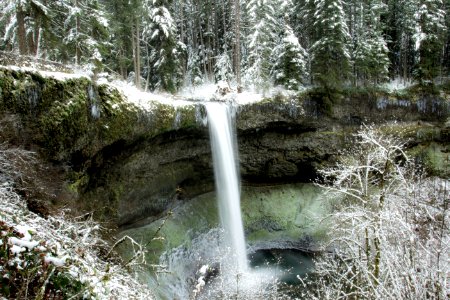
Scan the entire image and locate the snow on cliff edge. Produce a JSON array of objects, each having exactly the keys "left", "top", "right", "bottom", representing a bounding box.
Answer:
[{"left": 1, "top": 65, "right": 270, "bottom": 112}]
